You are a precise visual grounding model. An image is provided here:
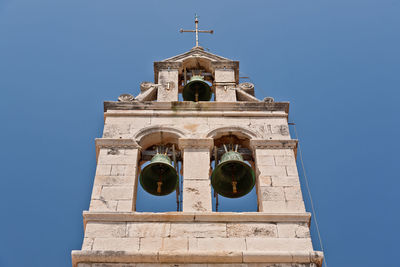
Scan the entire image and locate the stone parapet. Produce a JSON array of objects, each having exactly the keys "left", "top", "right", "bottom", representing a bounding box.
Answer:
[
  {"left": 82, "top": 211, "right": 311, "bottom": 225},
  {"left": 104, "top": 101, "right": 289, "bottom": 113},
  {"left": 72, "top": 250, "right": 324, "bottom": 267}
]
